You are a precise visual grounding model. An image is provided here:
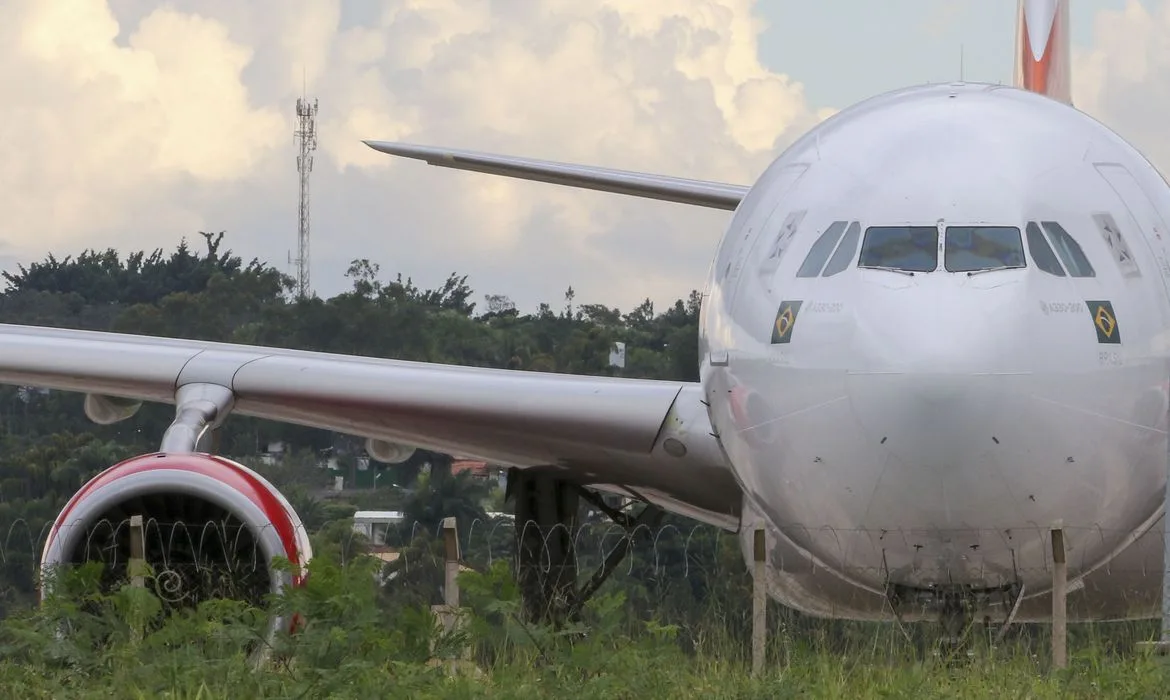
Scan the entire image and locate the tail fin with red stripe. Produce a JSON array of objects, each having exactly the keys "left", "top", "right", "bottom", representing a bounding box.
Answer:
[{"left": 1014, "top": 0, "right": 1072, "bottom": 105}]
